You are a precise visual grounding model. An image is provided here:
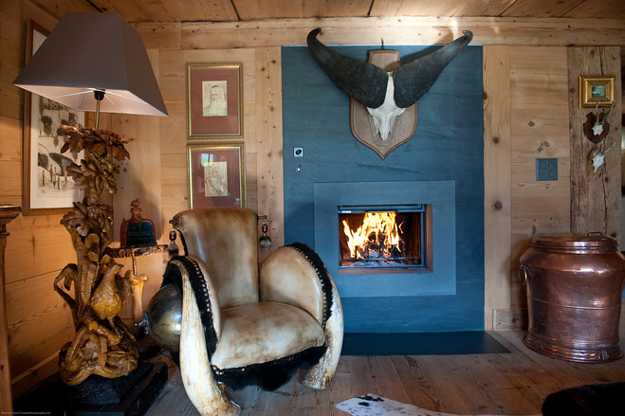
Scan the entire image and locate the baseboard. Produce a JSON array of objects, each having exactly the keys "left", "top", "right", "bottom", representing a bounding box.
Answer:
[{"left": 492, "top": 308, "right": 527, "bottom": 331}]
